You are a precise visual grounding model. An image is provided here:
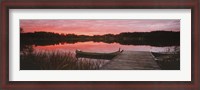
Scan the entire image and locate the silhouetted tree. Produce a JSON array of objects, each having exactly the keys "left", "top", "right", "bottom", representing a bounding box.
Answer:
[
  {"left": 20, "top": 31, "right": 180, "bottom": 47},
  {"left": 20, "top": 27, "right": 24, "bottom": 33}
]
